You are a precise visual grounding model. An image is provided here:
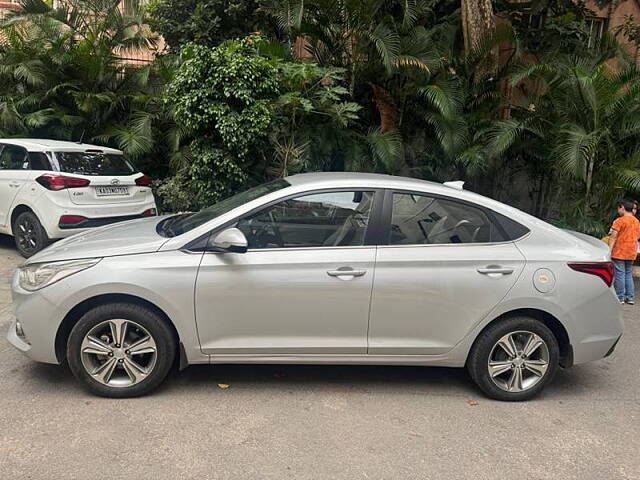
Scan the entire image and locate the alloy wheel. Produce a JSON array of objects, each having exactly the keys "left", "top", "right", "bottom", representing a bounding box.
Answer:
[
  {"left": 16, "top": 217, "right": 39, "bottom": 255},
  {"left": 80, "top": 319, "right": 158, "bottom": 387},
  {"left": 487, "top": 330, "right": 550, "bottom": 393}
]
